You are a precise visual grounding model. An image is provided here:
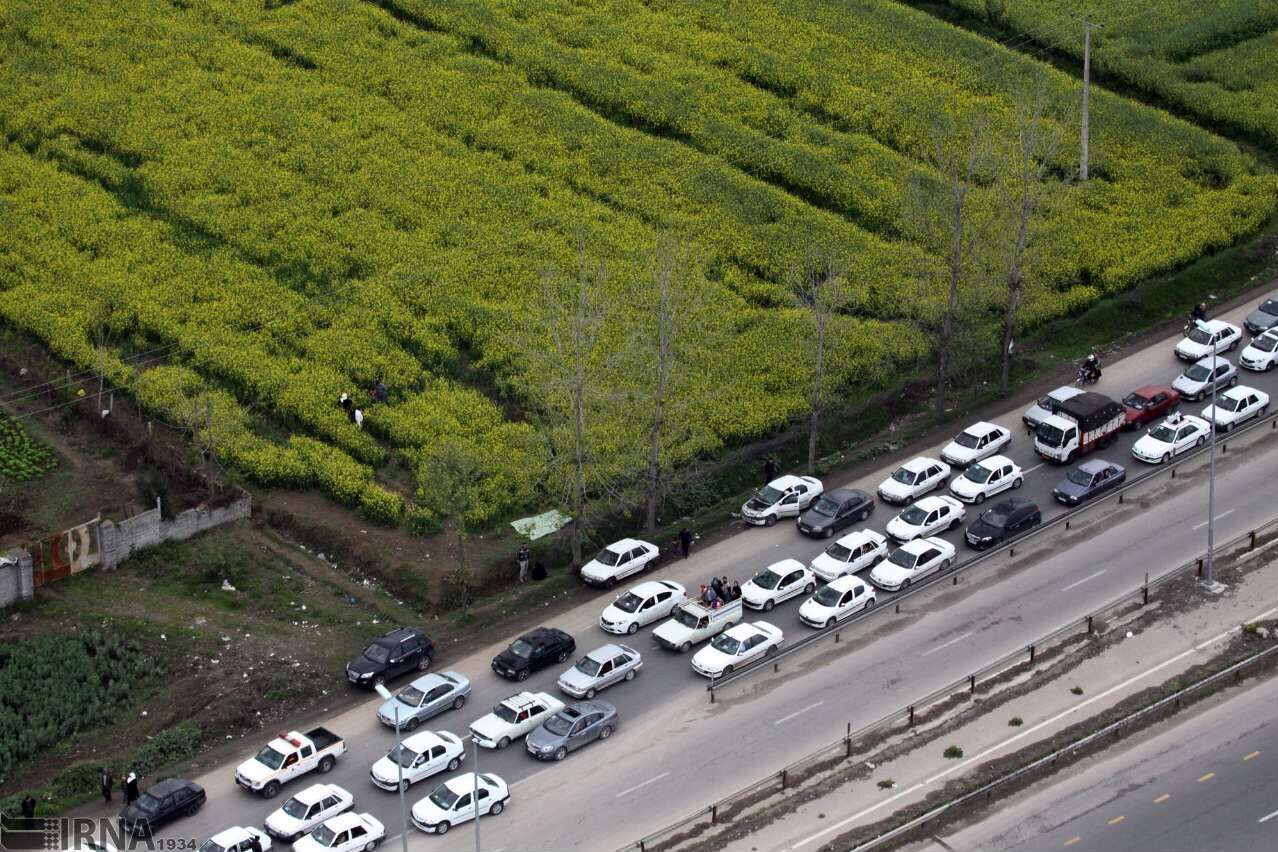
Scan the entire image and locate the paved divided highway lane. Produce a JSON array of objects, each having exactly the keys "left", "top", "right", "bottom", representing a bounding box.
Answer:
[
  {"left": 145, "top": 296, "right": 1278, "bottom": 850},
  {"left": 917, "top": 669, "right": 1278, "bottom": 852}
]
